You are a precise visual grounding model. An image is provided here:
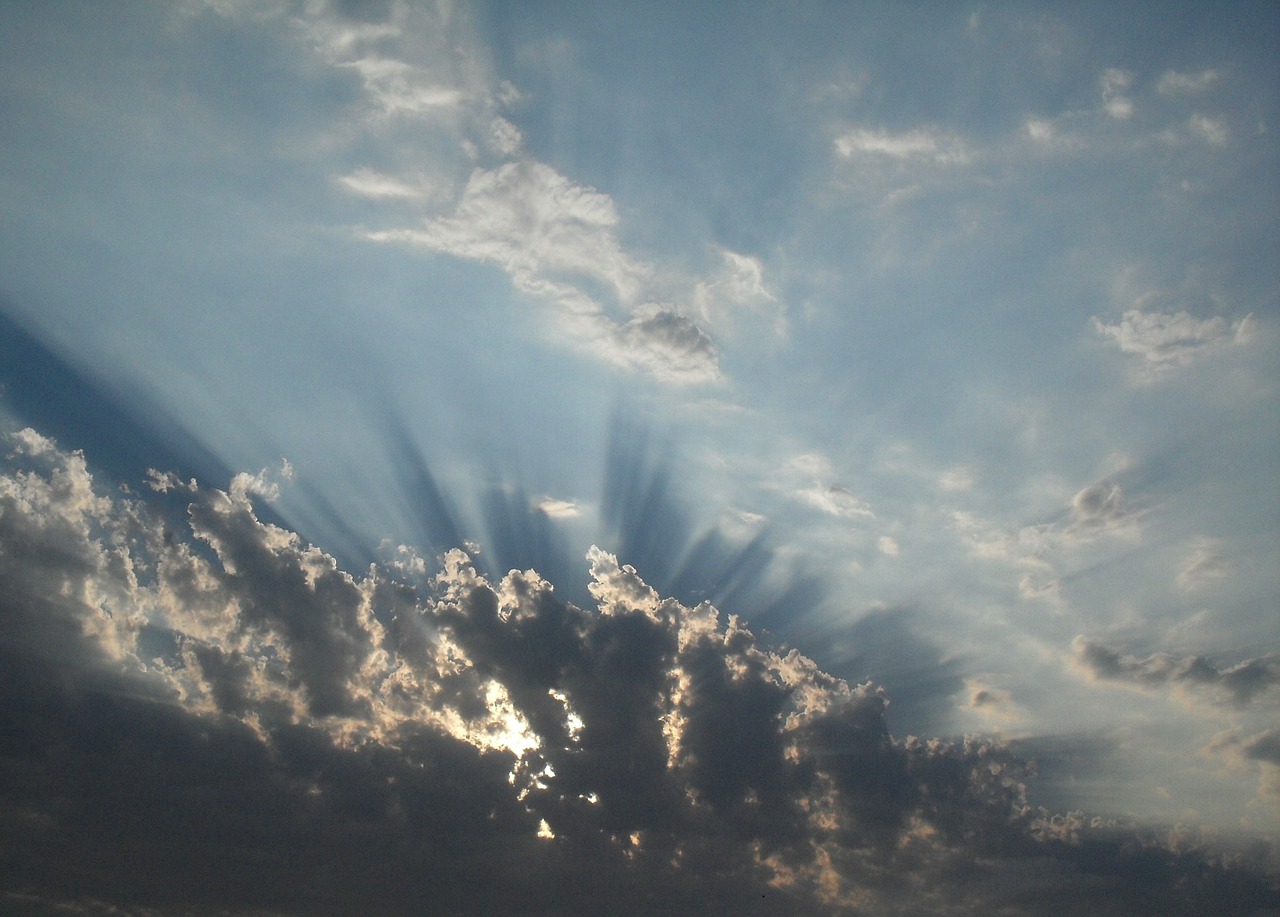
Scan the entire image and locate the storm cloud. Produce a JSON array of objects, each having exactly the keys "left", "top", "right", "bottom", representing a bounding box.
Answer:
[{"left": 1, "top": 429, "right": 1276, "bottom": 915}]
